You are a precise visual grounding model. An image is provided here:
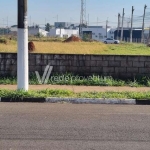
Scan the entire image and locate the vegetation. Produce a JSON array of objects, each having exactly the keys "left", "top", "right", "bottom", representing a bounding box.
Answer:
[
  {"left": 1, "top": 74, "right": 150, "bottom": 87},
  {"left": 45, "top": 23, "right": 52, "bottom": 32},
  {"left": 1, "top": 89, "right": 150, "bottom": 100},
  {"left": 0, "top": 37, "right": 150, "bottom": 55}
]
